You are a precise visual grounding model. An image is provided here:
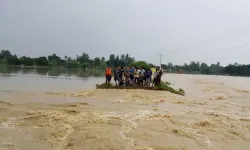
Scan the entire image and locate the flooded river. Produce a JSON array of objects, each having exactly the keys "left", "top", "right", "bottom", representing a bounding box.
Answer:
[
  {"left": 0, "top": 67, "right": 104, "bottom": 93},
  {"left": 1, "top": 68, "right": 250, "bottom": 150}
]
